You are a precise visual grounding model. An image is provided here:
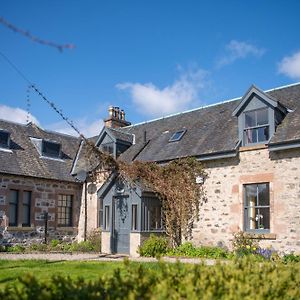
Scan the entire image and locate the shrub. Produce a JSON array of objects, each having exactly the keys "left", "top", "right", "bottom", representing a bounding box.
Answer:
[
  {"left": 167, "top": 242, "right": 229, "bottom": 259},
  {"left": 6, "top": 245, "right": 26, "bottom": 253},
  {"left": 283, "top": 253, "right": 300, "bottom": 263},
  {"left": 28, "top": 243, "right": 48, "bottom": 252},
  {"left": 232, "top": 231, "right": 259, "bottom": 256},
  {"left": 50, "top": 239, "right": 60, "bottom": 248},
  {"left": 86, "top": 229, "right": 101, "bottom": 252},
  {"left": 68, "top": 241, "right": 96, "bottom": 252},
  {"left": 138, "top": 234, "right": 169, "bottom": 257},
  {"left": 0, "top": 259, "right": 299, "bottom": 299}
]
